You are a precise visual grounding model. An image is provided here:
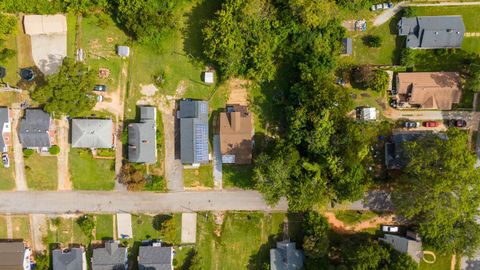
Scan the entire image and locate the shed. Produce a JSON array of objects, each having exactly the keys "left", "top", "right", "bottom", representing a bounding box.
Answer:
[
  {"left": 359, "top": 107, "right": 377, "bottom": 121},
  {"left": 117, "top": 46, "right": 130, "bottom": 57},
  {"left": 341, "top": 38, "right": 353, "bottom": 55},
  {"left": 204, "top": 72, "right": 214, "bottom": 84}
]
